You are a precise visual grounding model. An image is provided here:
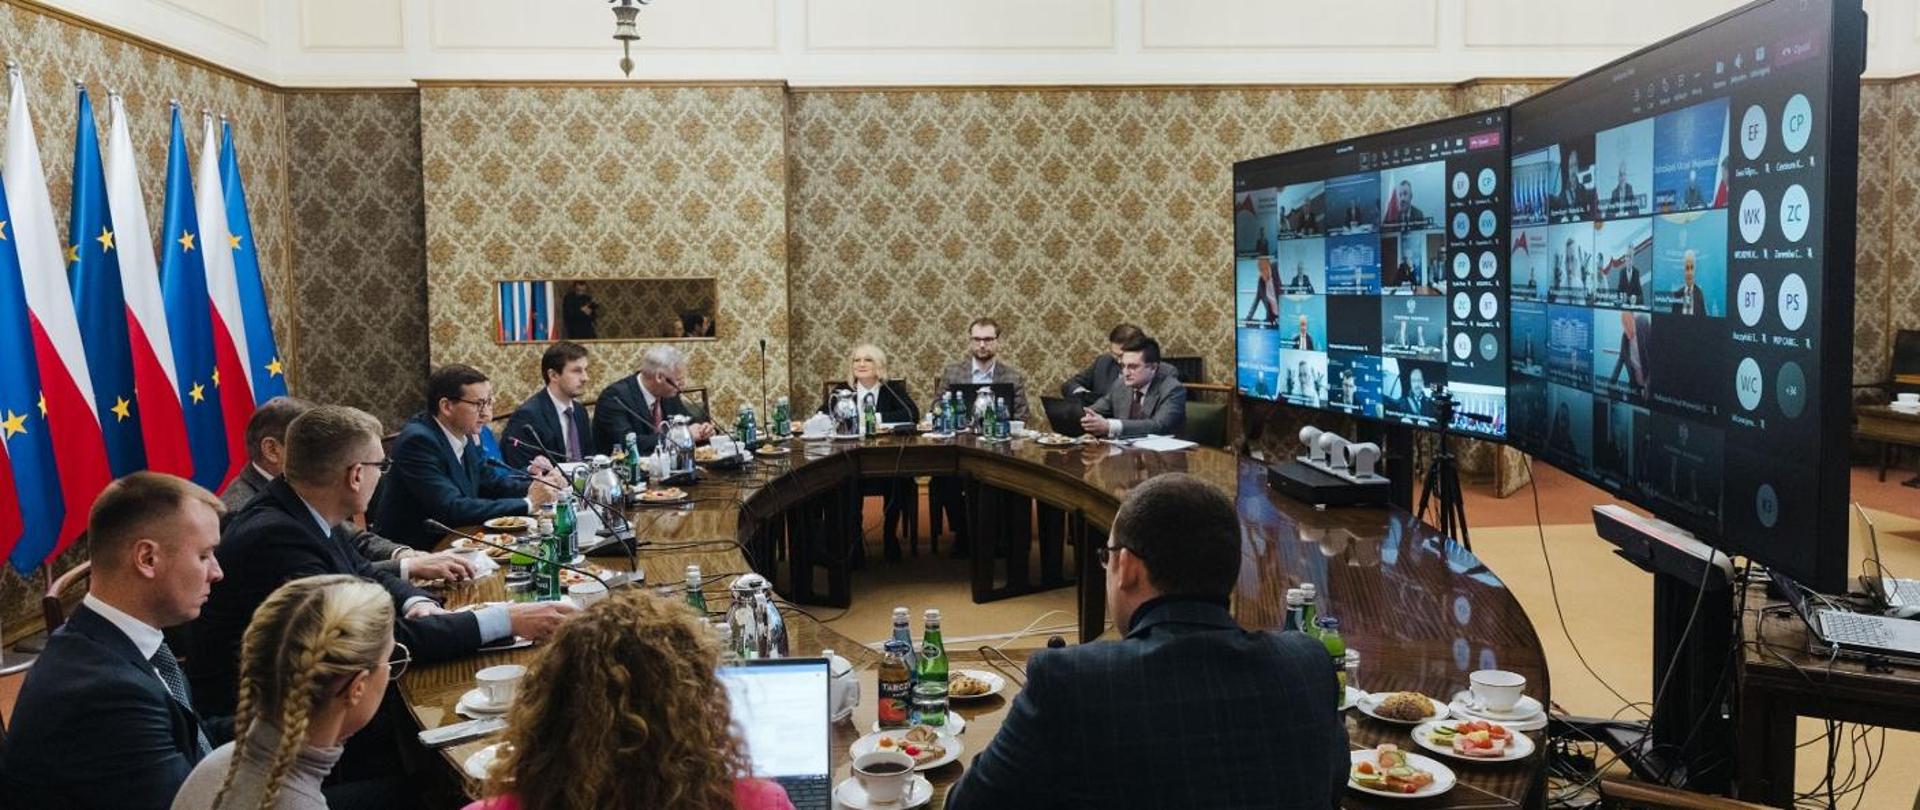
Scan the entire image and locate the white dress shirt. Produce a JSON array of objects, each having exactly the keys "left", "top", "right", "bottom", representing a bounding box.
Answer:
[
  {"left": 970, "top": 361, "right": 997, "bottom": 385},
  {"left": 436, "top": 417, "right": 535, "bottom": 515},
  {"left": 81, "top": 592, "right": 166, "bottom": 672}
]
